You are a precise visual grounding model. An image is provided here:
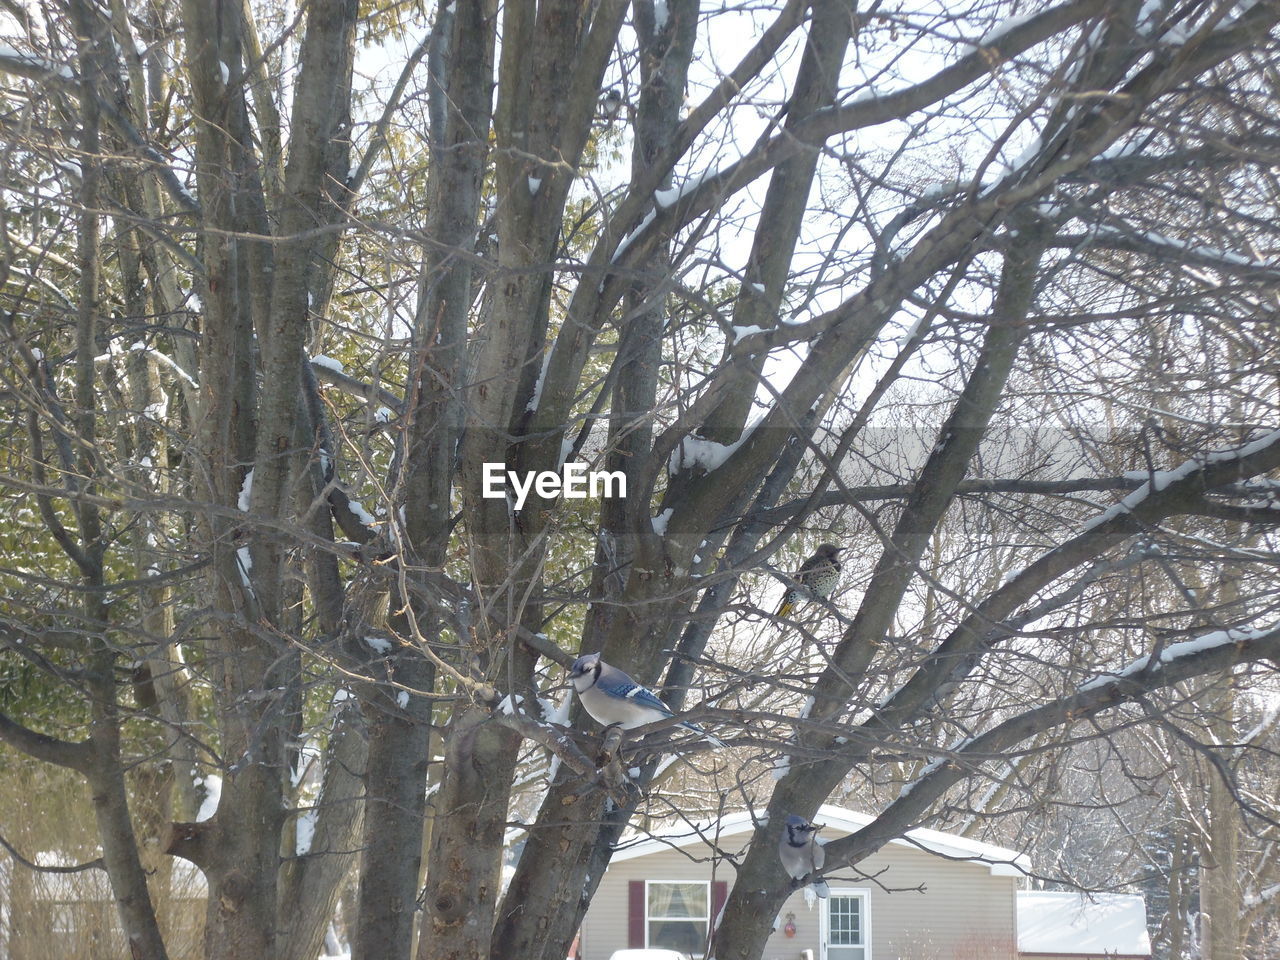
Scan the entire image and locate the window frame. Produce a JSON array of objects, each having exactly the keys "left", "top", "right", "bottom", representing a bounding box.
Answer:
[
  {"left": 644, "top": 878, "right": 711, "bottom": 957},
  {"left": 820, "top": 887, "right": 872, "bottom": 960}
]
